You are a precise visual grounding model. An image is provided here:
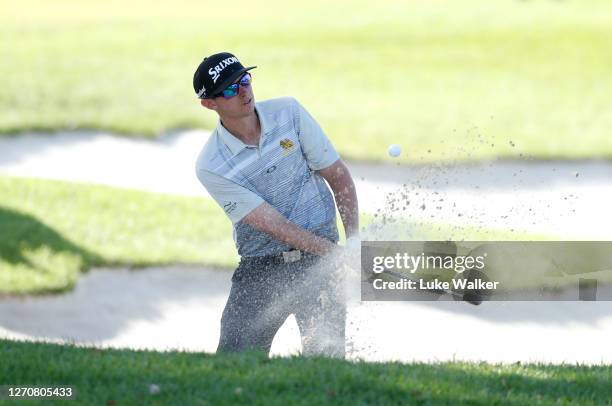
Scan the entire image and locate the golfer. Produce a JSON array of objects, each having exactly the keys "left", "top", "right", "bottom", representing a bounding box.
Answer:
[{"left": 193, "top": 52, "right": 359, "bottom": 358}]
